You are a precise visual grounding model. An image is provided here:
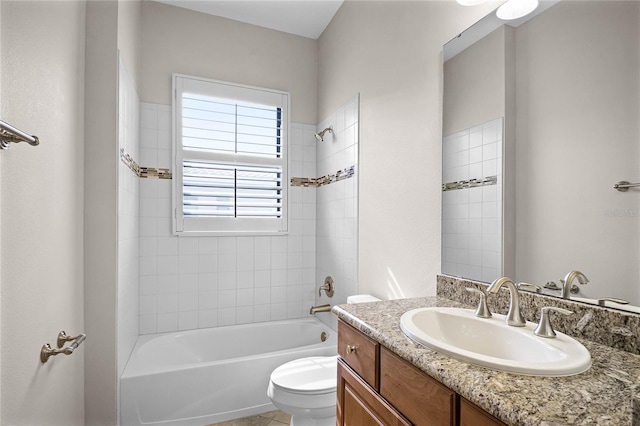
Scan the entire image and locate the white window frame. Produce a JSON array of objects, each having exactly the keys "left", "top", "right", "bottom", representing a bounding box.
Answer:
[{"left": 172, "top": 74, "right": 289, "bottom": 236}]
